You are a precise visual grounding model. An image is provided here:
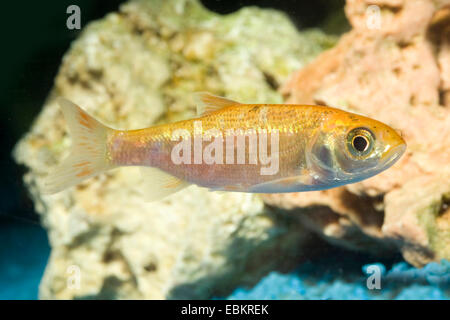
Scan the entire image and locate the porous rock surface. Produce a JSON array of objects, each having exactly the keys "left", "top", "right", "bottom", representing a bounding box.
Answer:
[
  {"left": 13, "top": 0, "right": 336, "bottom": 299},
  {"left": 266, "top": 0, "right": 450, "bottom": 267}
]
